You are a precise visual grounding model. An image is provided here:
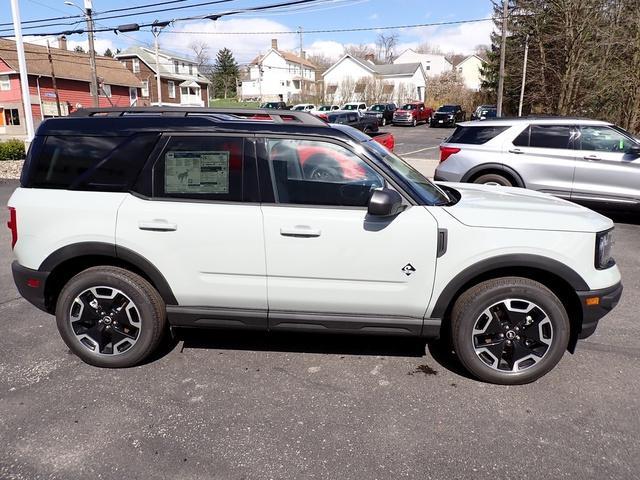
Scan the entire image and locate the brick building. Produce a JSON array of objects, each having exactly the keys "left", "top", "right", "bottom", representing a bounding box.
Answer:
[
  {"left": 116, "top": 47, "right": 211, "bottom": 107},
  {"left": 0, "top": 38, "right": 142, "bottom": 140}
]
